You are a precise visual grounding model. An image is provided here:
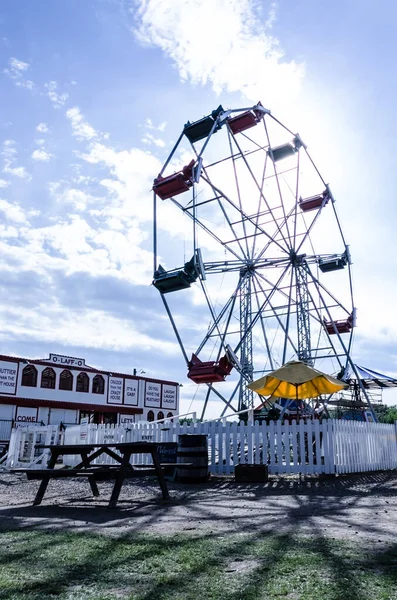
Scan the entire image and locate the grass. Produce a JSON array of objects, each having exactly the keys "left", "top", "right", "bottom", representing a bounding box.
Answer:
[{"left": 0, "top": 530, "right": 396, "bottom": 600}]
